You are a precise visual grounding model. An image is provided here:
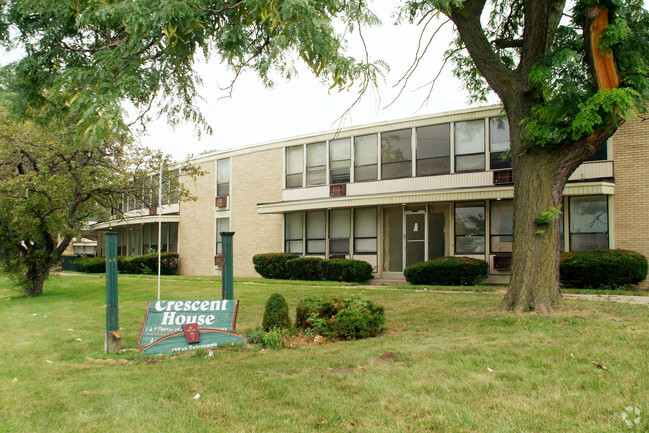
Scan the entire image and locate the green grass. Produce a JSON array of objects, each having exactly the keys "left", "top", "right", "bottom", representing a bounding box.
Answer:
[{"left": 1, "top": 274, "right": 648, "bottom": 433}]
